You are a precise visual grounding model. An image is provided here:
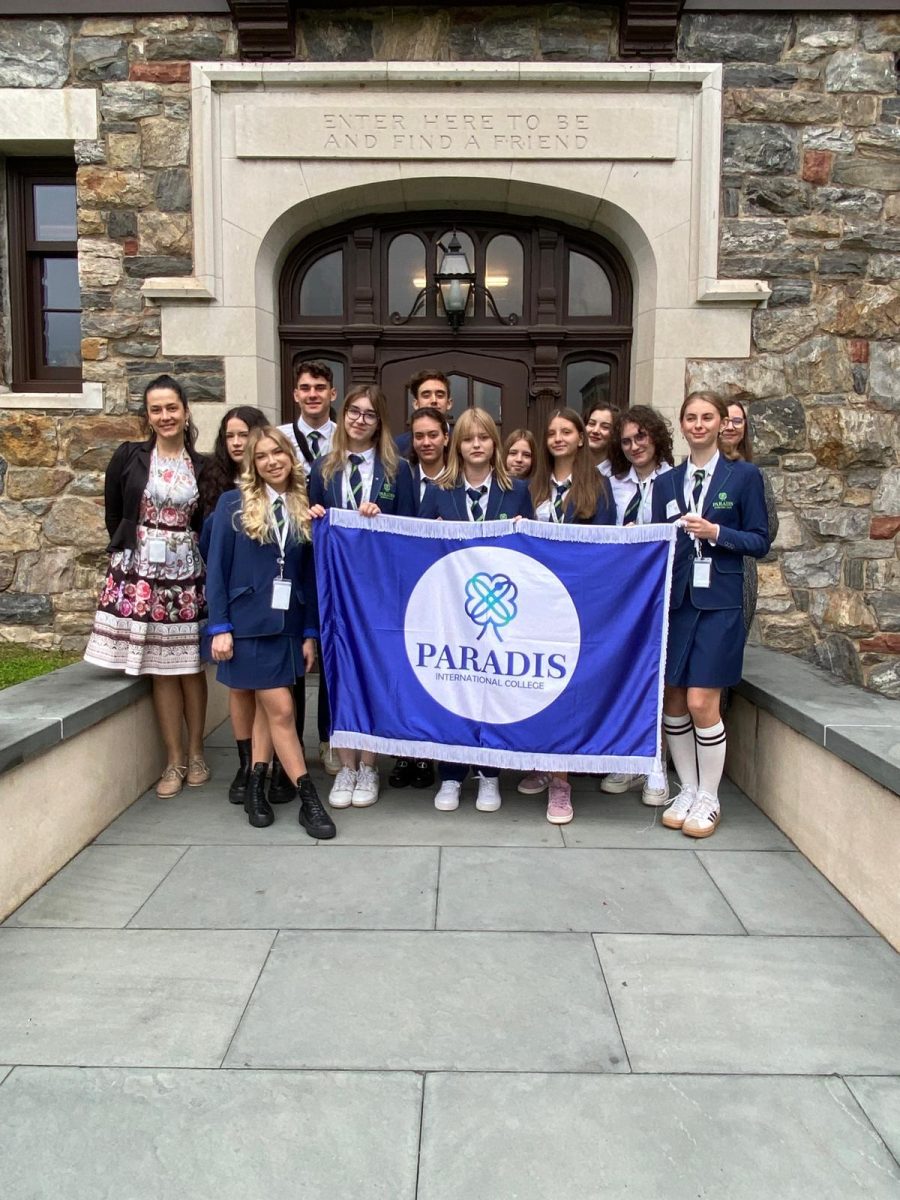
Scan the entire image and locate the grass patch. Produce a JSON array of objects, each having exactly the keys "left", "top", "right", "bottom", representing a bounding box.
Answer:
[{"left": 0, "top": 644, "right": 81, "bottom": 690}]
